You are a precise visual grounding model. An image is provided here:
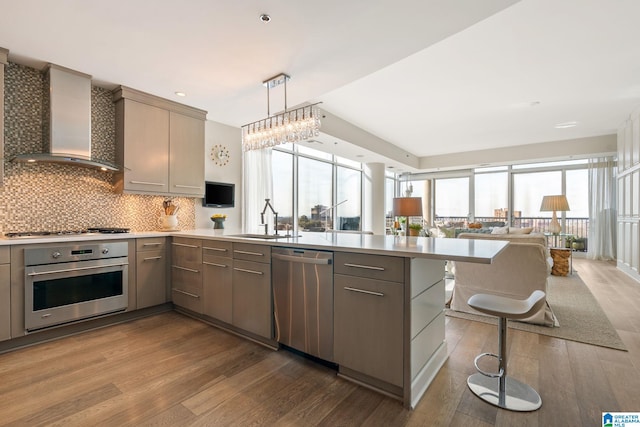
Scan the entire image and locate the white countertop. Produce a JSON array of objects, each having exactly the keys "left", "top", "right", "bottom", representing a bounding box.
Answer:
[
  {"left": 173, "top": 229, "right": 509, "bottom": 264},
  {"left": 0, "top": 228, "right": 508, "bottom": 264},
  {"left": 0, "top": 231, "right": 169, "bottom": 246}
]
